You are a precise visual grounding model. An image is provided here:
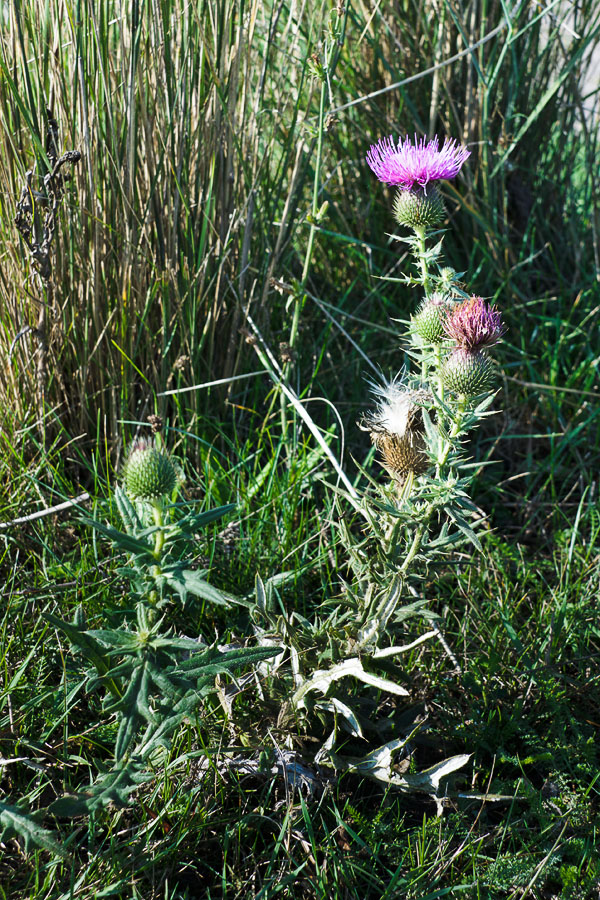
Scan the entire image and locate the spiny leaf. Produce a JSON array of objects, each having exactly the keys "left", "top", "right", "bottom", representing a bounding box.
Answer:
[
  {"left": 172, "top": 644, "right": 282, "bottom": 679},
  {"left": 114, "top": 485, "right": 142, "bottom": 533},
  {"left": 0, "top": 801, "right": 67, "bottom": 858},
  {"left": 444, "top": 507, "right": 483, "bottom": 552},
  {"left": 185, "top": 503, "right": 236, "bottom": 529},
  {"left": 44, "top": 613, "right": 122, "bottom": 700},
  {"left": 48, "top": 763, "right": 153, "bottom": 816},
  {"left": 161, "top": 565, "right": 233, "bottom": 606},
  {"left": 80, "top": 517, "right": 156, "bottom": 558},
  {"left": 293, "top": 657, "right": 410, "bottom": 706}
]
